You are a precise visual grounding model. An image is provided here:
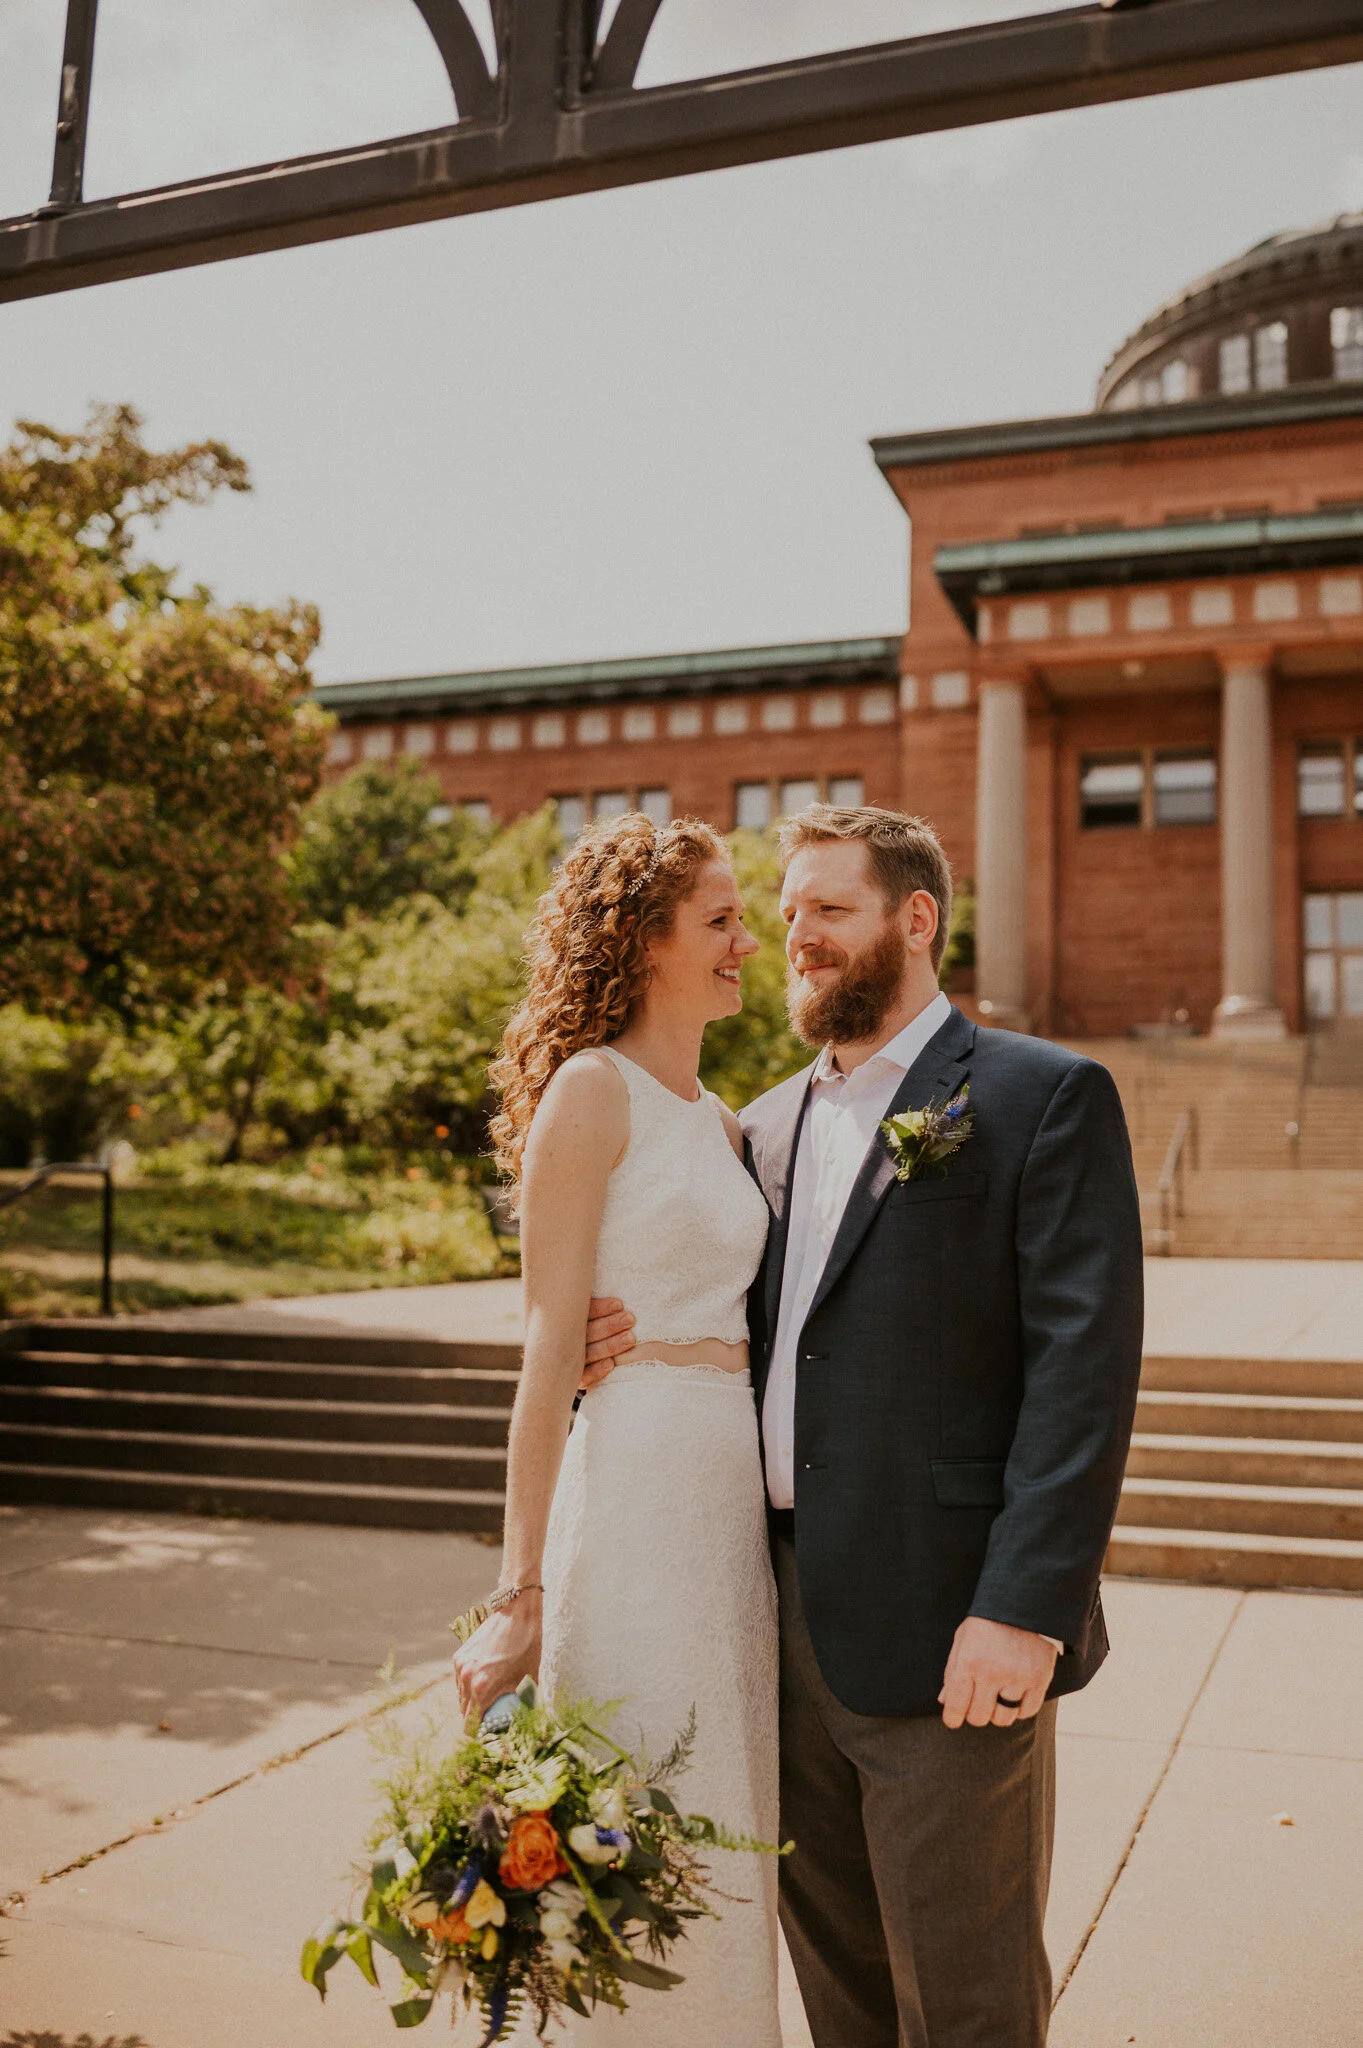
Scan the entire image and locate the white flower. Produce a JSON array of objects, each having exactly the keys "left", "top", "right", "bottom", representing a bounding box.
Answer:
[
  {"left": 589, "top": 1785, "right": 631, "bottom": 1831},
  {"left": 538, "top": 1878, "right": 584, "bottom": 1916},
  {"left": 567, "top": 1822, "right": 621, "bottom": 1866},
  {"left": 403, "top": 1892, "right": 441, "bottom": 1927},
  {"left": 538, "top": 1908, "right": 576, "bottom": 1941},
  {"left": 547, "top": 1938, "right": 581, "bottom": 1973},
  {"left": 391, "top": 1846, "right": 418, "bottom": 1881}
]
